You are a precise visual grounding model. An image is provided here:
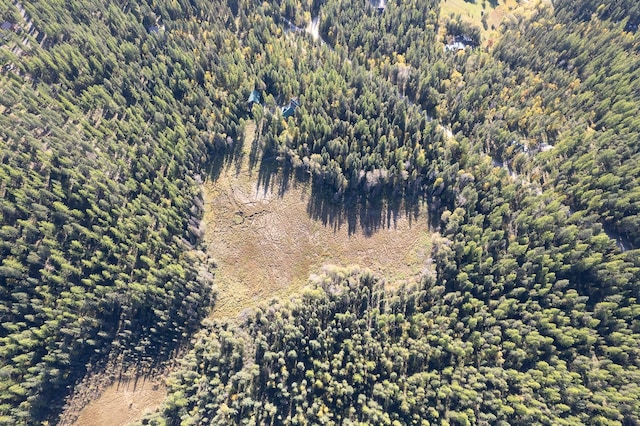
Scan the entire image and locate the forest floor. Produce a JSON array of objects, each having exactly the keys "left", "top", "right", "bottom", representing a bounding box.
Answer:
[
  {"left": 203, "top": 120, "right": 433, "bottom": 320},
  {"left": 439, "top": 0, "right": 552, "bottom": 47}
]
